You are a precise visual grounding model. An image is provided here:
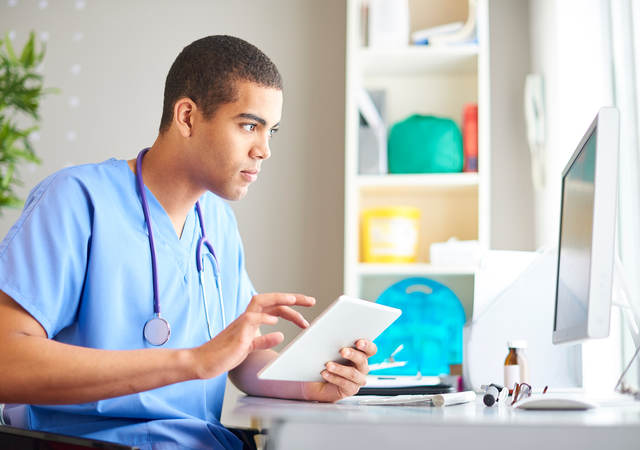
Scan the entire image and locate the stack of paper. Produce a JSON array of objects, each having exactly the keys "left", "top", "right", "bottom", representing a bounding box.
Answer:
[
  {"left": 411, "top": 0, "right": 477, "bottom": 46},
  {"left": 339, "top": 391, "right": 476, "bottom": 407}
]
